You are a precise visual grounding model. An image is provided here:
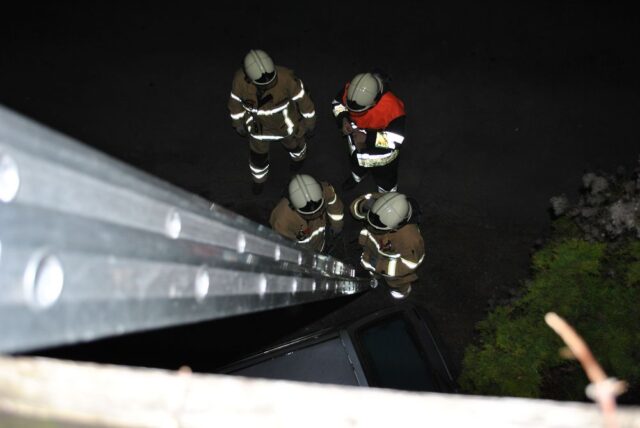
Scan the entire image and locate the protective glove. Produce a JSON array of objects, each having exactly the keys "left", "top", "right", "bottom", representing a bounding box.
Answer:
[
  {"left": 335, "top": 111, "right": 349, "bottom": 128},
  {"left": 351, "top": 130, "right": 367, "bottom": 150},
  {"left": 341, "top": 118, "right": 354, "bottom": 136},
  {"left": 234, "top": 125, "right": 248, "bottom": 138},
  {"left": 353, "top": 197, "right": 375, "bottom": 220},
  {"left": 361, "top": 197, "right": 375, "bottom": 213},
  {"left": 354, "top": 196, "right": 375, "bottom": 219}
]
